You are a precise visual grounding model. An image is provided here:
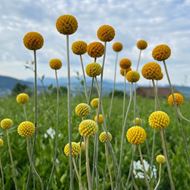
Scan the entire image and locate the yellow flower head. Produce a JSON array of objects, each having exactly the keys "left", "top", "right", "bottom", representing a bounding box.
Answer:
[
  {"left": 126, "top": 126, "right": 147, "bottom": 145},
  {"left": 97, "top": 25, "right": 115, "bottom": 42},
  {"left": 119, "top": 58, "right": 132, "bottom": 69},
  {"left": 126, "top": 71, "right": 140, "bottom": 83},
  {"left": 75, "top": 103, "right": 91, "bottom": 117},
  {"left": 168, "top": 93, "right": 184, "bottom": 106},
  {"left": 136, "top": 40, "right": 148, "bottom": 50},
  {"left": 72, "top": 40, "right": 87, "bottom": 55},
  {"left": 94, "top": 114, "right": 104, "bottom": 124},
  {"left": 156, "top": 72, "right": 163, "bottom": 81},
  {"left": 90, "top": 98, "right": 99, "bottom": 109},
  {"left": 79, "top": 119, "right": 98, "bottom": 137},
  {"left": 23, "top": 32, "right": 44, "bottom": 50},
  {"left": 99, "top": 131, "right": 112, "bottom": 143},
  {"left": 152, "top": 44, "right": 171, "bottom": 61},
  {"left": 86, "top": 63, "right": 102, "bottom": 77},
  {"left": 56, "top": 15, "right": 78, "bottom": 35},
  {"left": 87, "top": 42, "right": 105, "bottom": 58},
  {"left": 120, "top": 67, "right": 132, "bottom": 76},
  {"left": 133, "top": 117, "right": 142, "bottom": 126},
  {"left": 0, "top": 118, "right": 13, "bottom": 130},
  {"left": 77, "top": 141, "right": 85, "bottom": 151},
  {"left": 16, "top": 93, "right": 29, "bottom": 104},
  {"left": 142, "top": 62, "right": 162, "bottom": 80},
  {"left": 112, "top": 42, "right": 123, "bottom": 52},
  {"left": 64, "top": 142, "right": 80, "bottom": 156},
  {"left": 0, "top": 138, "right": 4, "bottom": 147},
  {"left": 49, "top": 58, "right": 62, "bottom": 70},
  {"left": 149, "top": 111, "right": 170, "bottom": 129},
  {"left": 17, "top": 121, "right": 35, "bottom": 137},
  {"left": 156, "top": 154, "right": 166, "bottom": 164}
]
